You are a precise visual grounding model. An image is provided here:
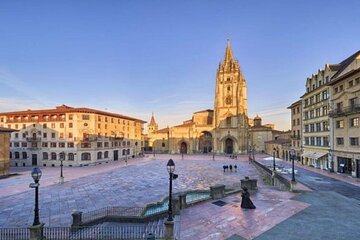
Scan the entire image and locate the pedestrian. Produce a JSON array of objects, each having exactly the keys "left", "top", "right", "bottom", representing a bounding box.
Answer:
[
  {"left": 234, "top": 165, "right": 237, "bottom": 172},
  {"left": 229, "top": 165, "right": 233, "bottom": 172},
  {"left": 241, "top": 187, "right": 256, "bottom": 209},
  {"left": 223, "top": 165, "right": 226, "bottom": 172}
]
